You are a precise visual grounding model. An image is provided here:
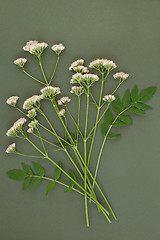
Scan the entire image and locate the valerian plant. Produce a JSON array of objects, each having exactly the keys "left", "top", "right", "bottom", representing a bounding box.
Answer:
[{"left": 6, "top": 40, "right": 156, "bottom": 227}]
